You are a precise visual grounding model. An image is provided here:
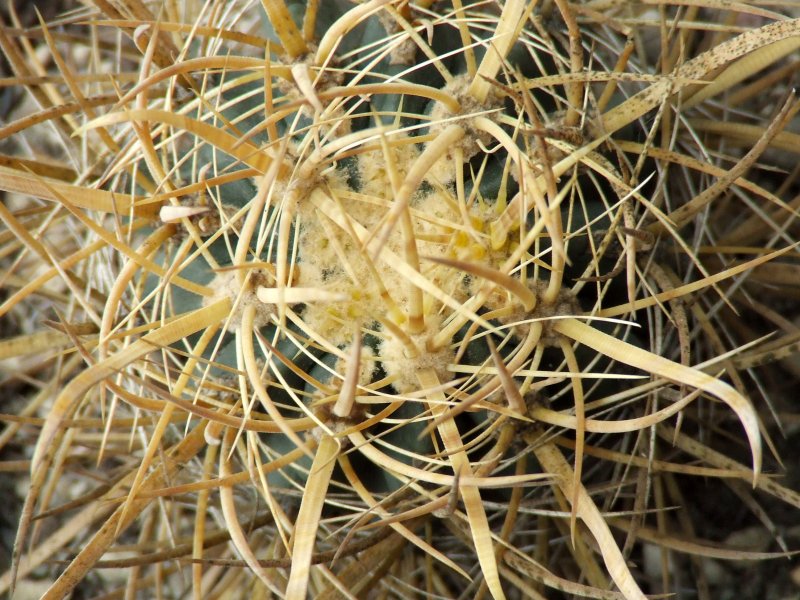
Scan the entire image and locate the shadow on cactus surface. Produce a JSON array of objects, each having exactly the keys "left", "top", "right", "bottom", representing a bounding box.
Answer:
[{"left": 1, "top": 0, "right": 800, "bottom": 598}]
